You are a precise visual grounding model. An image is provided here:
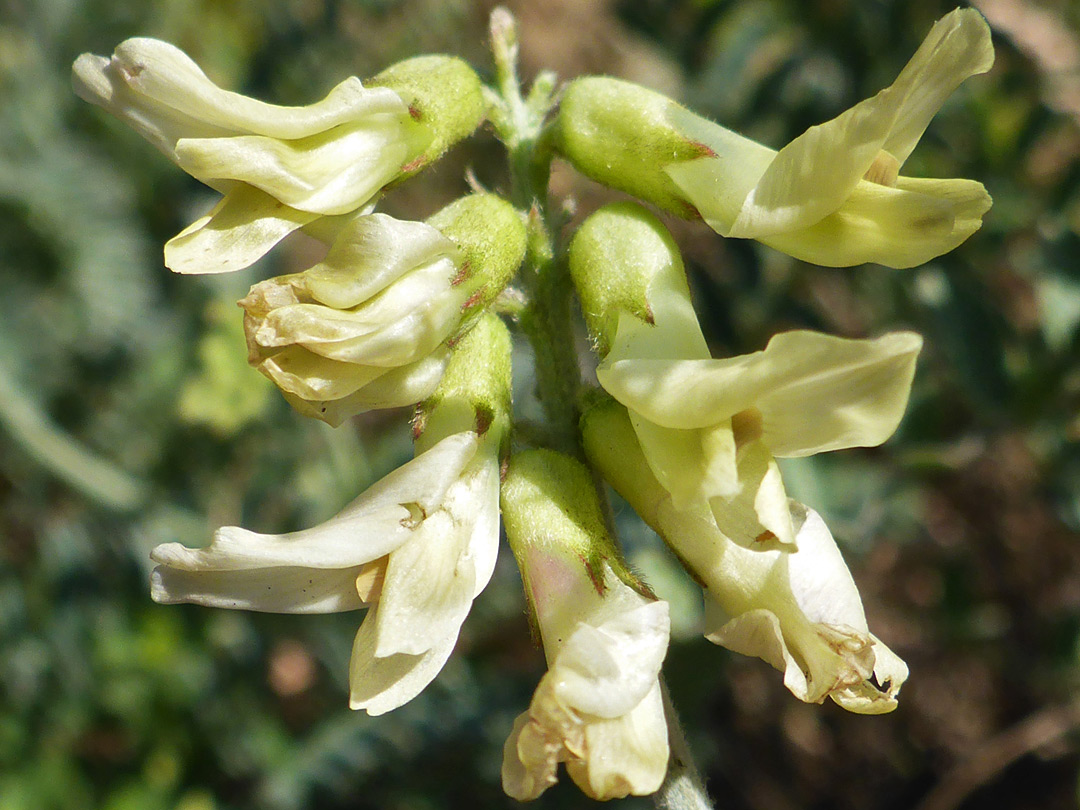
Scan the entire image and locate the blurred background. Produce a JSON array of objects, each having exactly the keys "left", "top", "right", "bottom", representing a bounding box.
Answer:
[{"left": 2, "top": 0, "right": 1079, "bottom": 808}]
